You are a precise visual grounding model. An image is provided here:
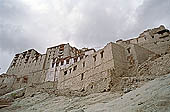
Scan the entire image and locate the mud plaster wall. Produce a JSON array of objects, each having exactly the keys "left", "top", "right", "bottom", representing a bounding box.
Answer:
[
  {"left": 57, "top": 43, "right": 127, "bottom": 93},
  {"left": 27, "top": 70, "right": 47, "bottom": 86},
  {"left": 116, "top": 26, "right": 170, "bottom": 55},
  {"left": 134, "top": 44, "right": 156, "bottom": 65},
  {"left": 44, "top": 43, "right": 77, "bottom": 70},
  {"left": 138, "top": 35, "right": 170, "bottom": 54},
  {"left": 7, "top": 50, "right": 46, "bottom": 76}
]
